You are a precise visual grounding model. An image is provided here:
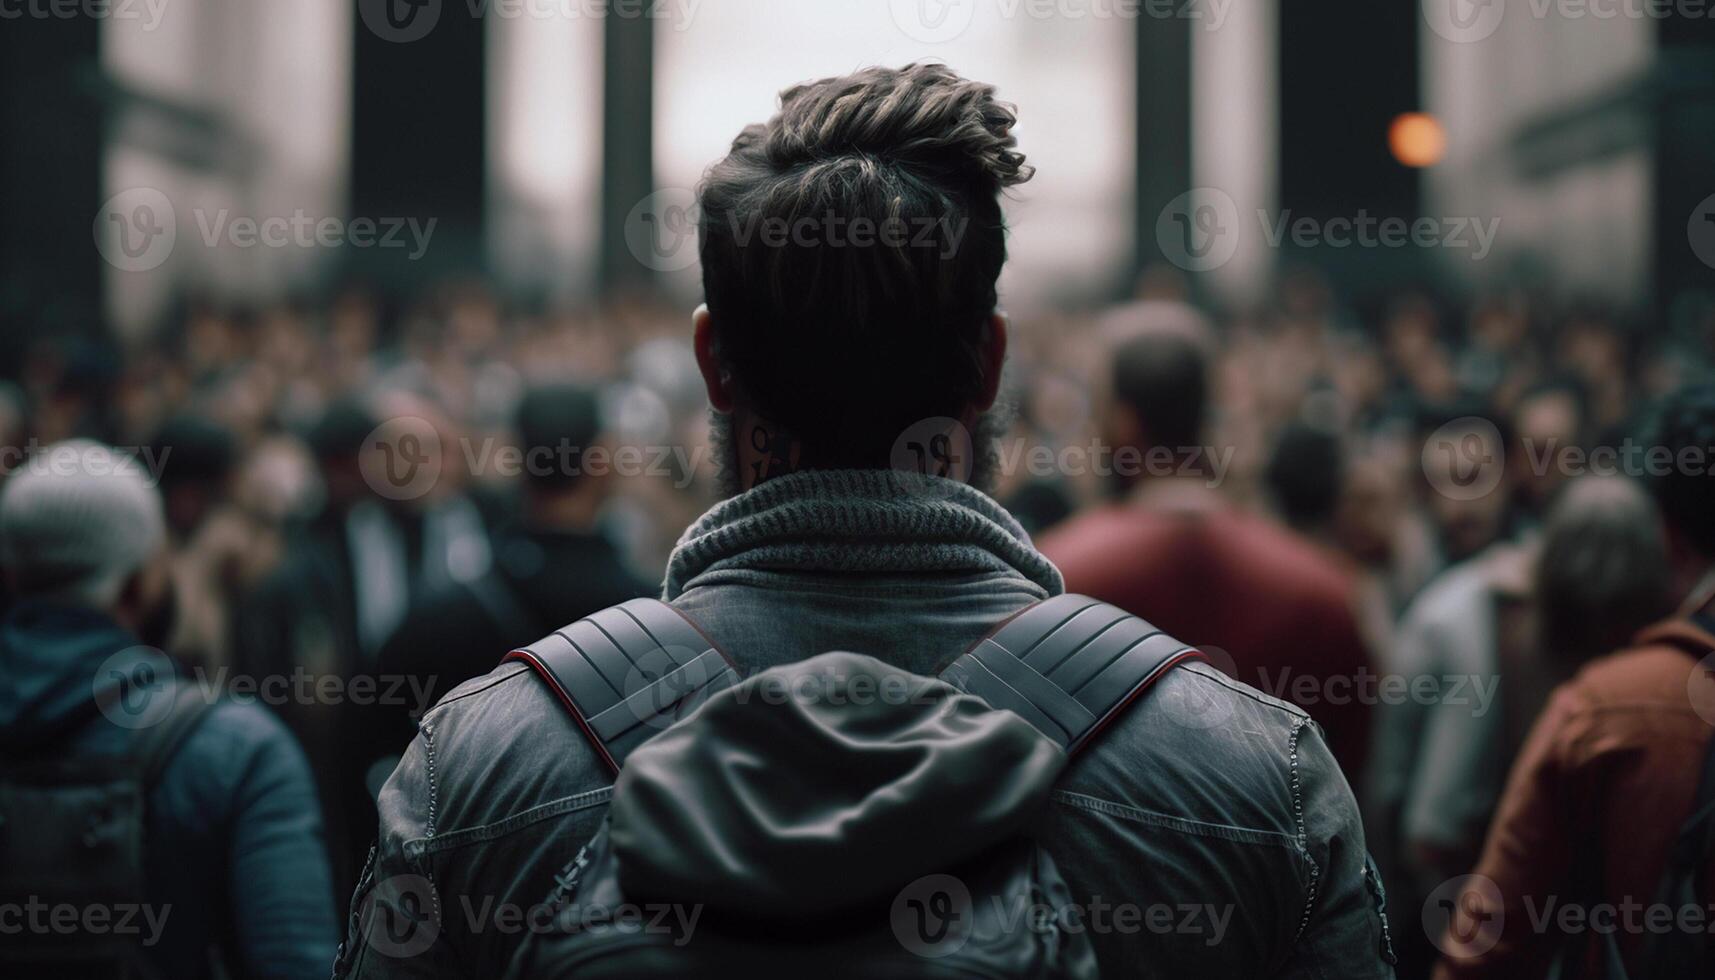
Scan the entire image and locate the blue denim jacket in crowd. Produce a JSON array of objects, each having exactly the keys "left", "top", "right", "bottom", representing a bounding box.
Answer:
[{"left": 336, "top": 470, "right": 1397, "bottom": 978}]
